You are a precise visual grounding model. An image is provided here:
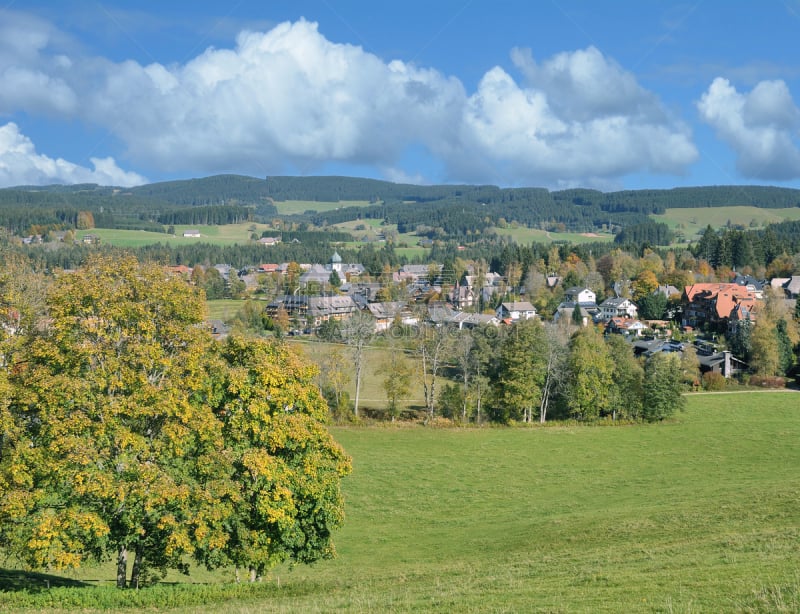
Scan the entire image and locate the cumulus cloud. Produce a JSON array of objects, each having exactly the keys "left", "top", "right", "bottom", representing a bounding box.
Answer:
[
  {"left": 85, "top": 20, "right": 465, "bottom": 176},
  {"left": 442, "top": 47, "right": 697, "bottom": 186},
  {"left": 1, "top": 14, "right": 699, "bottom": 187},
  {"left": 698, "top": 77, "right": 800, "bottom": 180},
  {"left": 0, "top": 10, "right": 78, "bottom": 115},
  {"left": 0, "top": 122, "right": 146, "bottom": 187}
]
